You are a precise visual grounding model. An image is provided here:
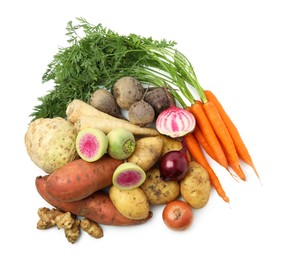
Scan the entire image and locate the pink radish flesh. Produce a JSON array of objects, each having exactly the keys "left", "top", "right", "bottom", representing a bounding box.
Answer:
[
  {"left": 116, "top": 171, "right": 142, "bottom": 187},
  {"left": 79, "top": 133, "right": 99, "bottom": 158}
]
